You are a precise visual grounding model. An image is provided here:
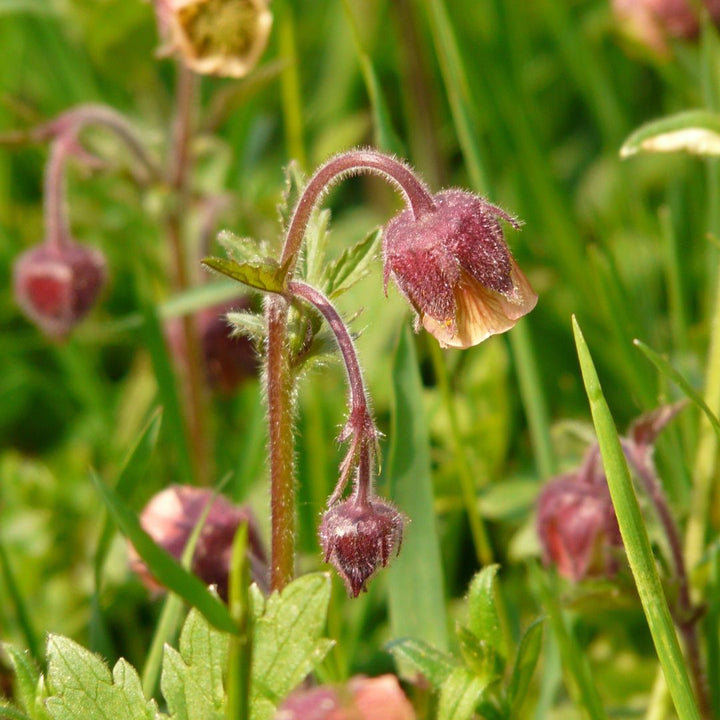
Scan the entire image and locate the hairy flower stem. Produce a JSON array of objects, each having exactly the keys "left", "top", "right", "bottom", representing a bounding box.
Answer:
[
  {"left": 167, "top": 64, "right": 210, "bottom": 487},
  {"left": 288, "top": 281, "right": 377, "bottom": 505},
  {"left": 266, "top": 150, "right": 436, "bottom": 590},
  {"left": 627, "top": 447, "right": 711, "bottom": 718},
  {"left": 43, "top": 136, "right": 74, "bottom": 251}
]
